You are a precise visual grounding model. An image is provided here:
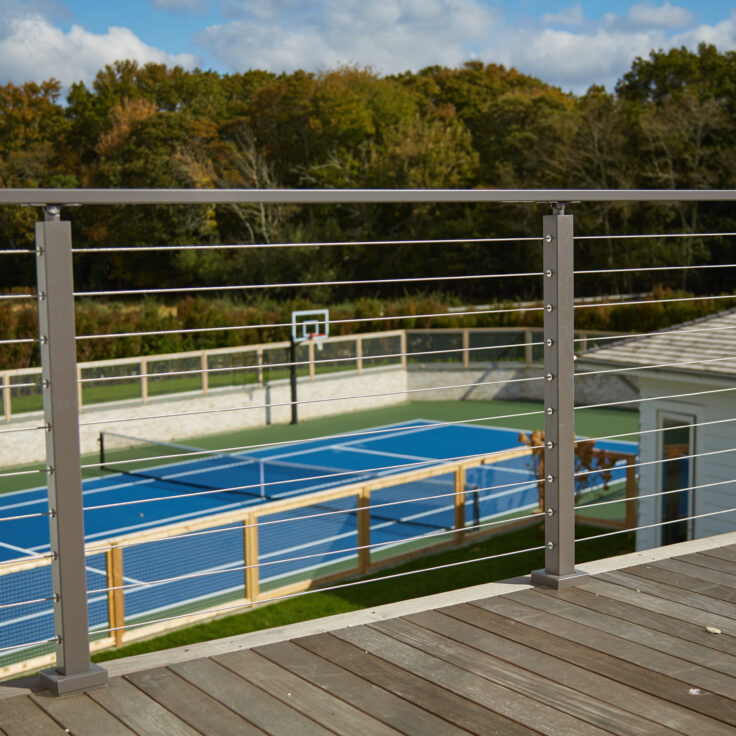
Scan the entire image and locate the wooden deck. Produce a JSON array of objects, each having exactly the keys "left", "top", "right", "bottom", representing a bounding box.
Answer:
[{"left": 1, "top": 533, "right": 735, "bottom": 735}]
